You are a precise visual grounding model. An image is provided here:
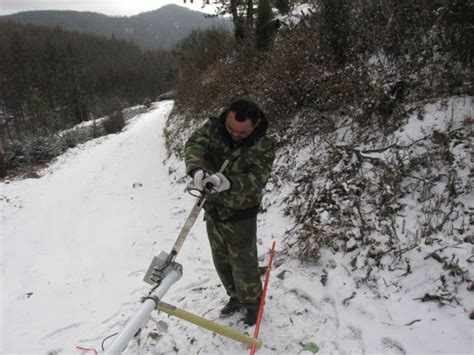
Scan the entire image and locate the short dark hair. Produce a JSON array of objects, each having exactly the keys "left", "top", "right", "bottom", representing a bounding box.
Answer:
[{"left": 227, "top": 99, "right": 263, "bottom": 125}]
